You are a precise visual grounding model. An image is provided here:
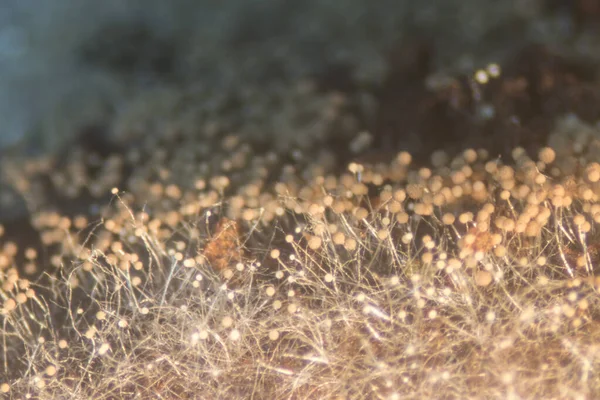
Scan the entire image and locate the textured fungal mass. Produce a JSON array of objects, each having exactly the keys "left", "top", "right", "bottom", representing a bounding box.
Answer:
[
  {"left": 4, "top": 1, "right": 600, "bottom": 399},
  {"left": 5, "top": 109, "right": 600, "bottom": 398}
]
